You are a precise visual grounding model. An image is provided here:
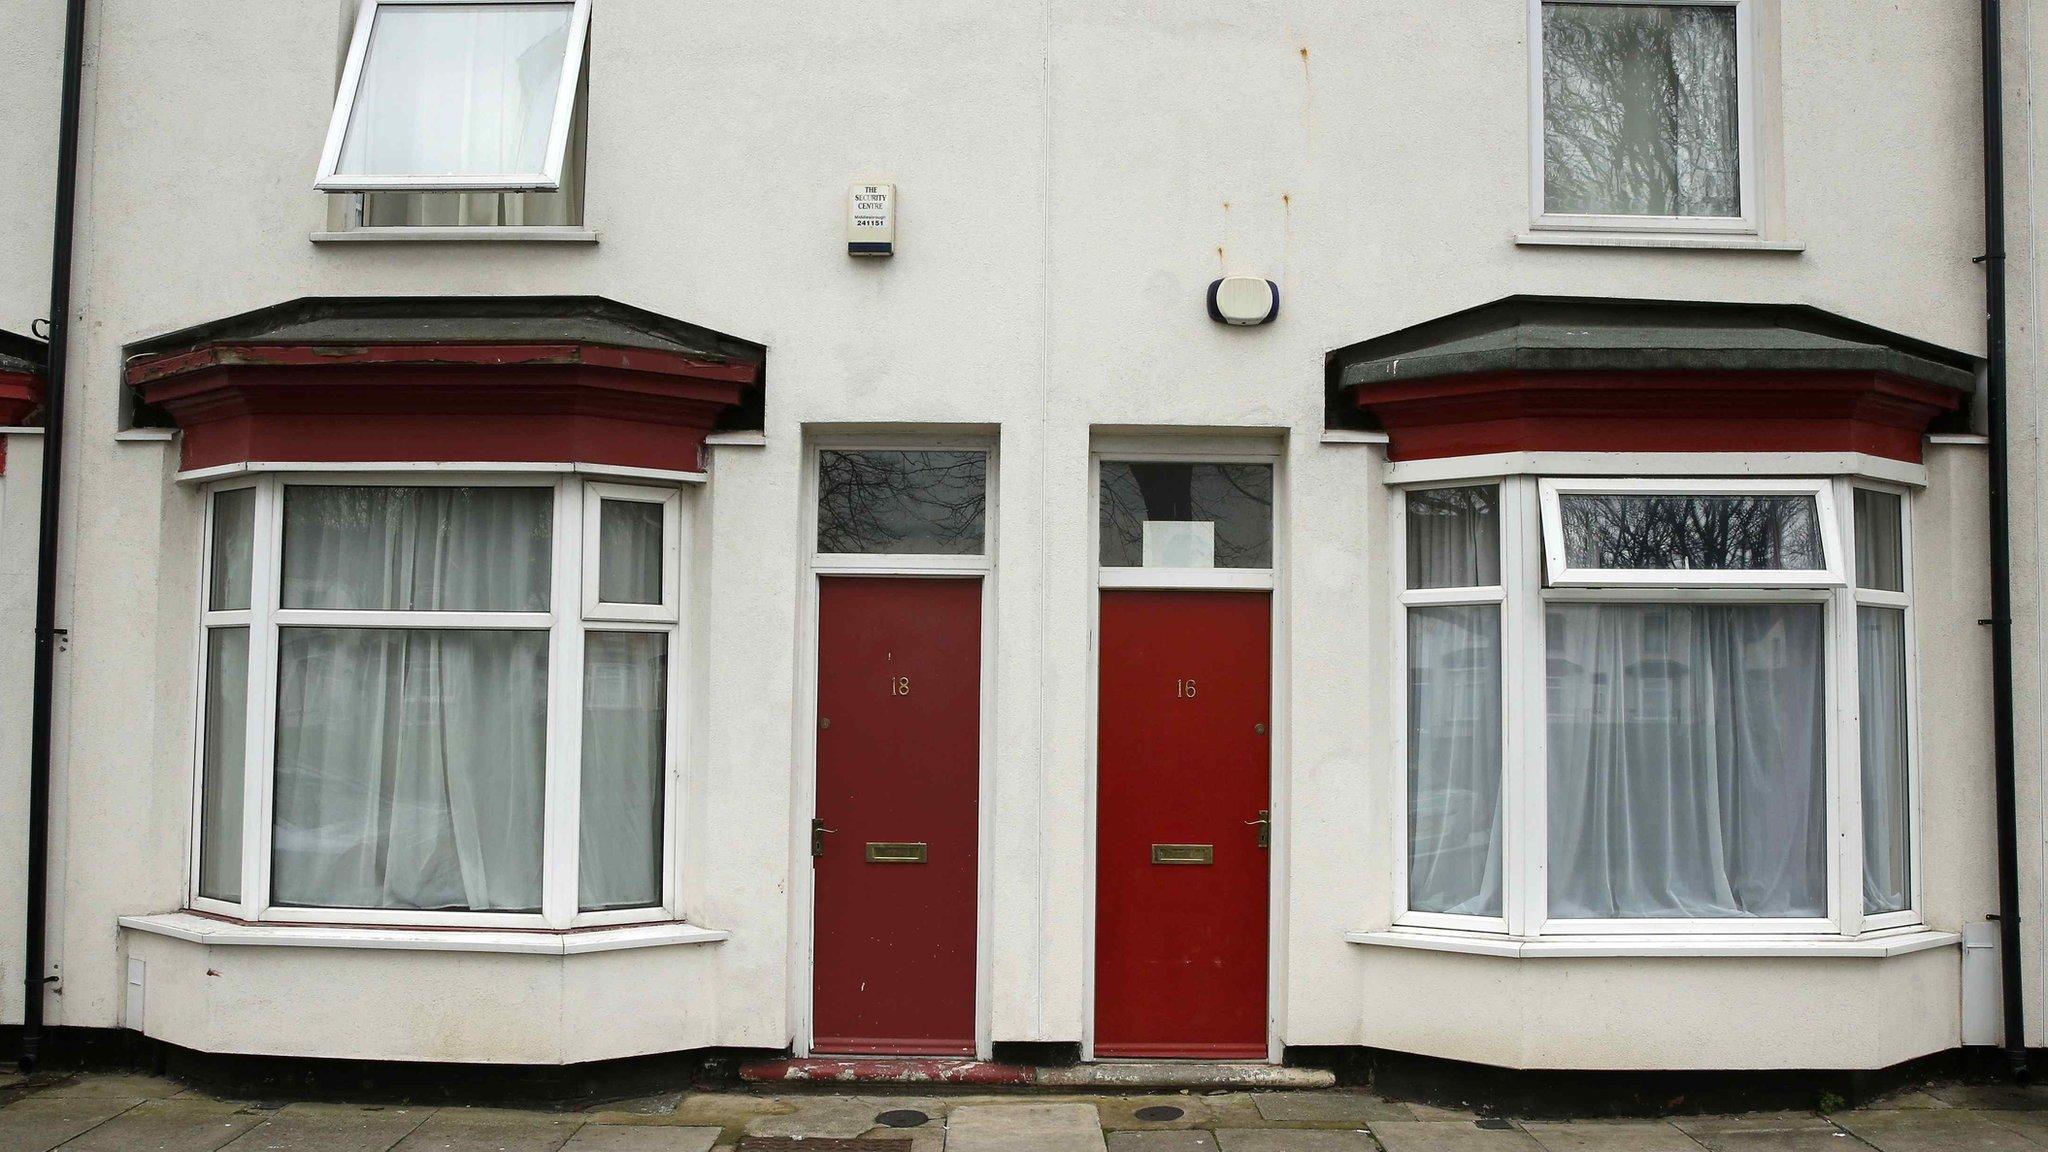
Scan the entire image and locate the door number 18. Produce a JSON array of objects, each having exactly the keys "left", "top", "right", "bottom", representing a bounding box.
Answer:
[{"left": 889, "top": 676, "right": 912, "bottom": 696}]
